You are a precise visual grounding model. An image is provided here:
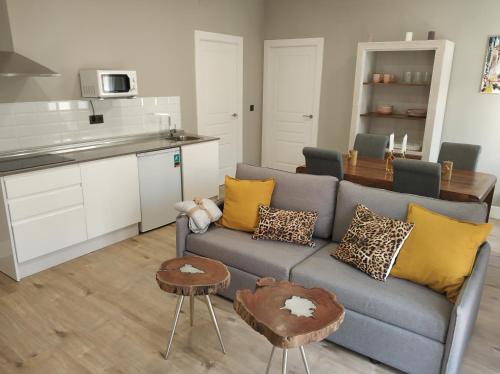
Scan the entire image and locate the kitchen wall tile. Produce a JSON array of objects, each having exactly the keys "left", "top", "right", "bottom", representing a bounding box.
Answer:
[
  {"left": 57, "top": 101, "right": 73, "bottom": 111},
  {"left": 37, "top": 112, "right": 62, "bottom": 124},
  {"left": 18, "top": 134, "right": 62, "bottom": 149},
  {"left": 15, "top": 114, "right": 38, "bottom": 126},
  {"left": 32, "top": 102, "right": 58, "bottom": 112},
  {"left": 0, "top": 126, "right": 18, "bottom": 139},
  {"left": 0, "top": 115, "right": 16, "bottom": 126},
  {"left": 11, "top": 102, "right": 35, "bottom": 113},
  {"left": 0, "top": 96, "right": 181, "bottom": 153},
  {"left": 168, "top": 96, "right": 180, "bottom": 104},
  {"left": 0, "top": 138, "right": 19, "bottom": 151}
]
